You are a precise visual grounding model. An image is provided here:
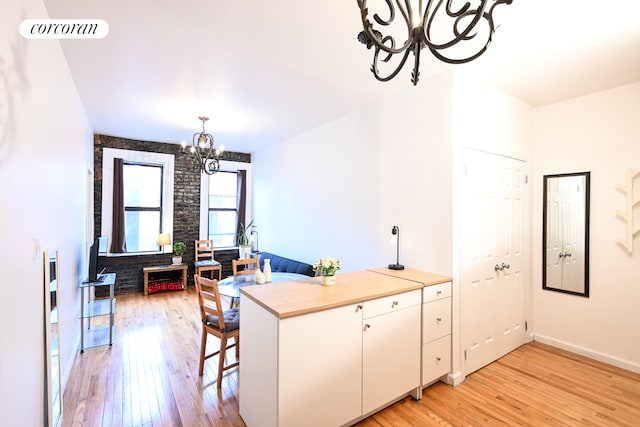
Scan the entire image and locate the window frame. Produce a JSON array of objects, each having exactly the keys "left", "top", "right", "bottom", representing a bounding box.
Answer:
[
  {"left": 122, "top": 161, "right": 164, "bottom": 253},
  {"left": 199, "top": 160, "right": 252, "bottom": 249},
  {"left": 101, "top": 148, "right": 175, "bottom": 256}
]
